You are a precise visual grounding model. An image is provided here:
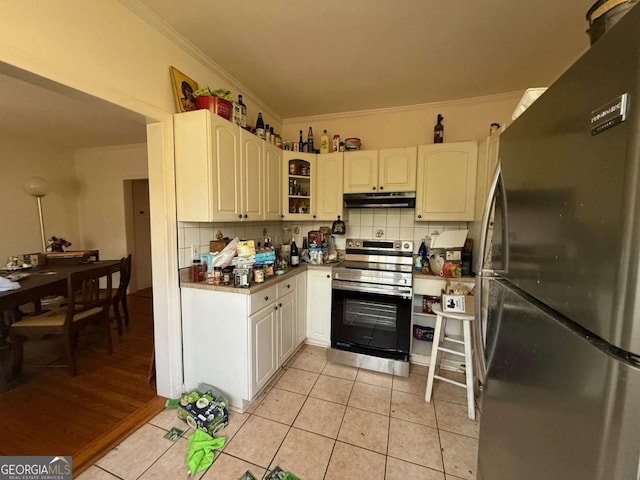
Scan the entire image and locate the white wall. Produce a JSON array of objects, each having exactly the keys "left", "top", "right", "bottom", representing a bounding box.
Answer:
[
  {"left": 74, "top": 144, "right": 148, "bottom": 261},
  {"left": 282, "top": 91, "right": 521, "bottom": 149},
  {"left": 0, "top": 132, "right": 80, "bottom": 262}
]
